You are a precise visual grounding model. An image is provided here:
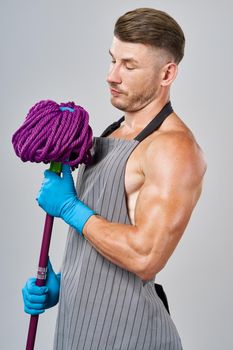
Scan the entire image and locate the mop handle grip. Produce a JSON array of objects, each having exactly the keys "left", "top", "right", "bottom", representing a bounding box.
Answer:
[{"left": 25, "top": 162, "right": 62, "bottom": 350}]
